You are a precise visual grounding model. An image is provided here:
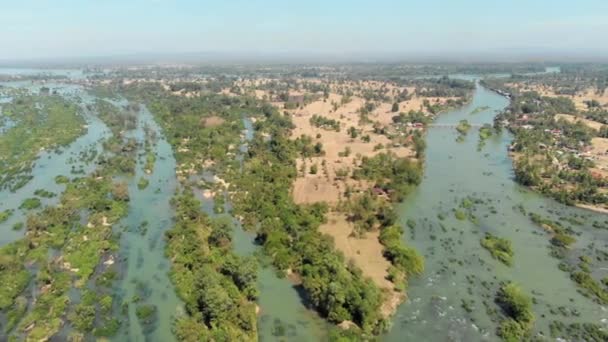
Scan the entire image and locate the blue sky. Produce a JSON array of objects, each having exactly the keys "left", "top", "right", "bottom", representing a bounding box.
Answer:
[{"left": 2, "top": 0, "right": 608, "bottom": 60}]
